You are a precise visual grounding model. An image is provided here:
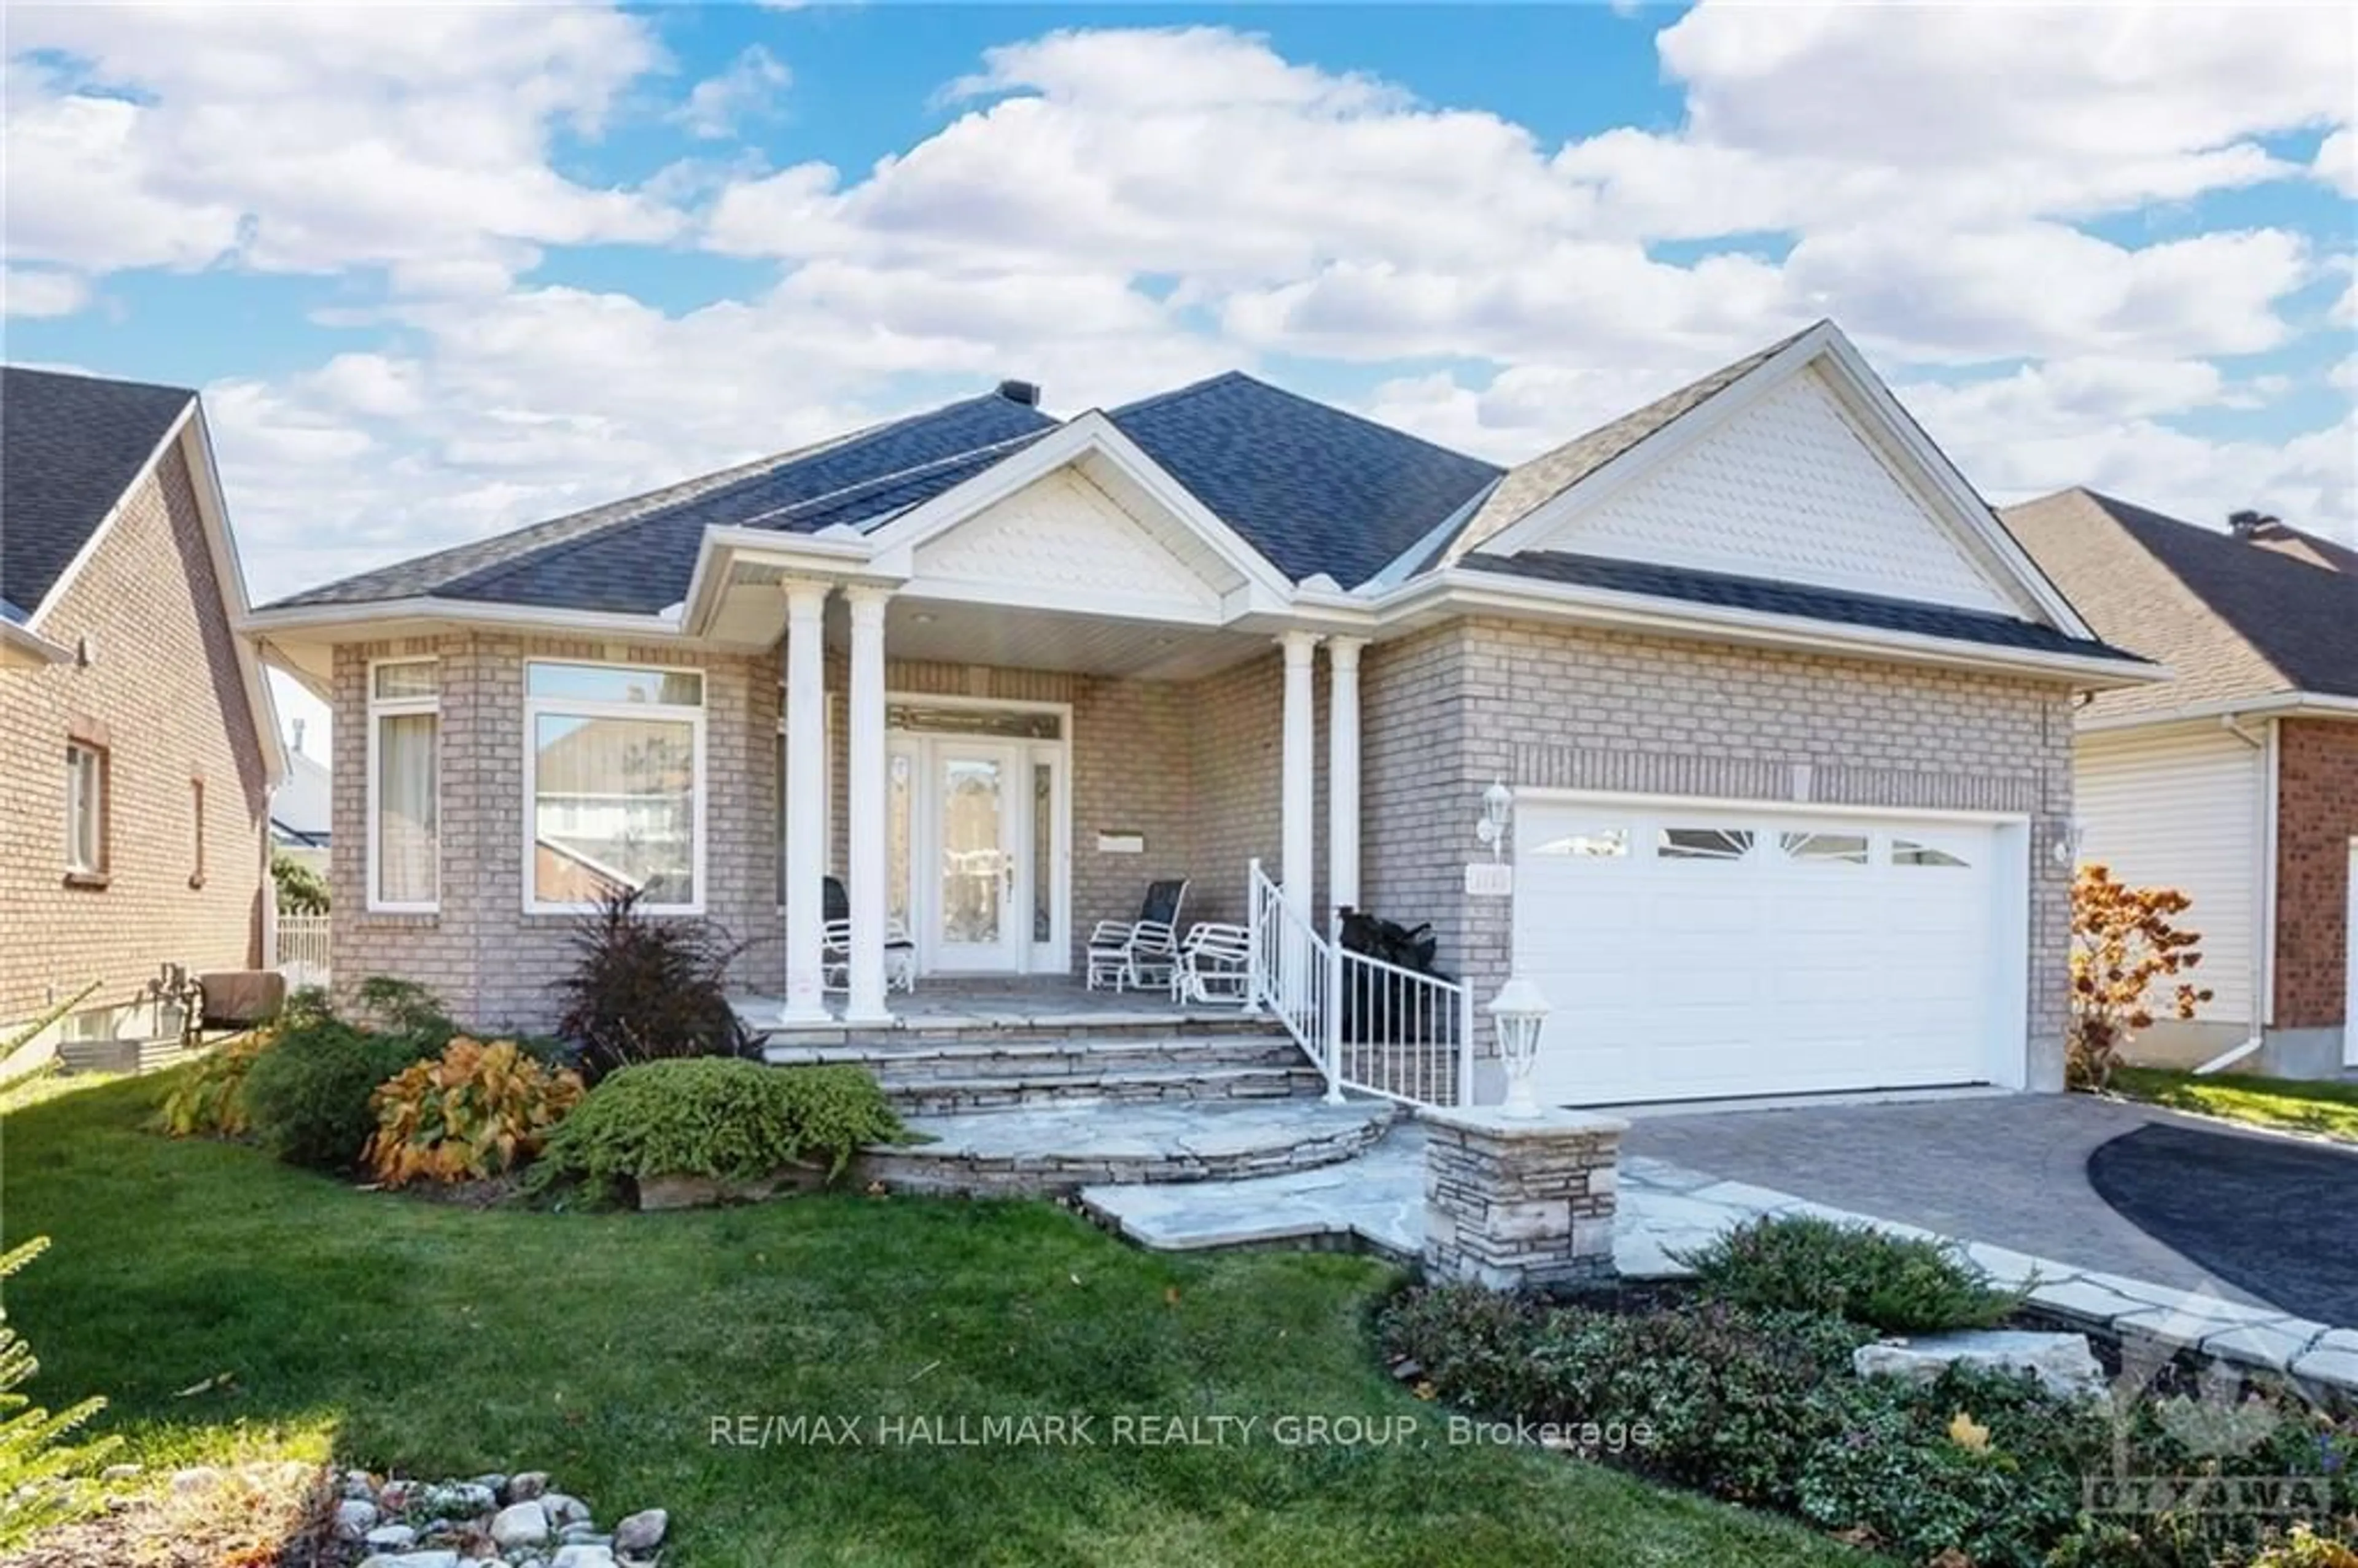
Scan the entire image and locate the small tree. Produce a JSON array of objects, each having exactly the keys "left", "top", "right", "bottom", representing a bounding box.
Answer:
[
  {"left": 0, "top": 1238, "right": 120, "bottom": 1548},
  {"left": 2069, "top": 864, "right": 2212, "bottom": 1091},
  {"left": 271, "top": 853, "right": 330, "bottom": 915}
]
